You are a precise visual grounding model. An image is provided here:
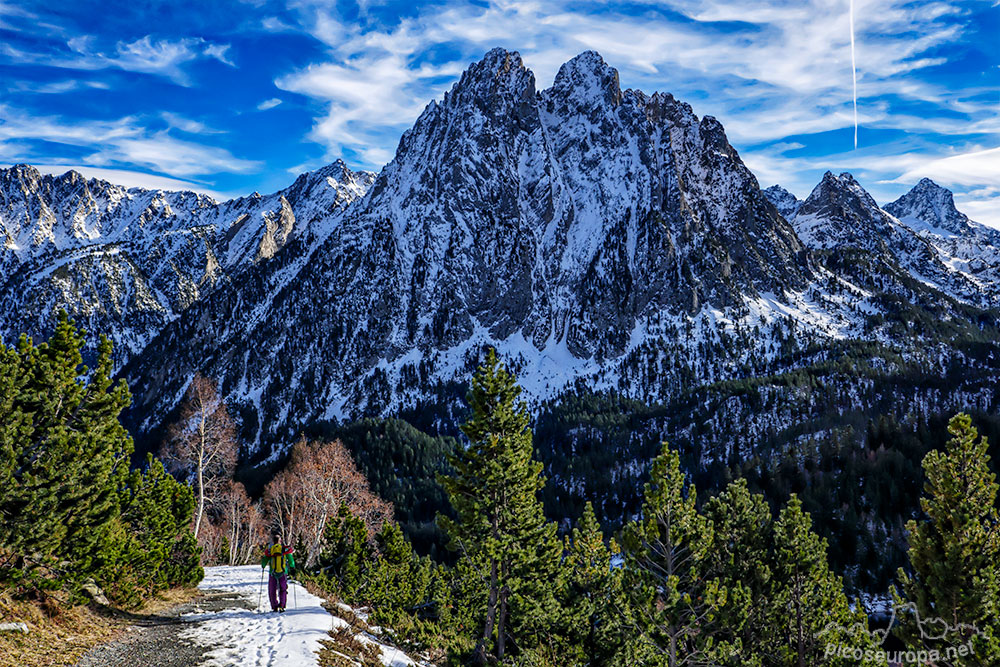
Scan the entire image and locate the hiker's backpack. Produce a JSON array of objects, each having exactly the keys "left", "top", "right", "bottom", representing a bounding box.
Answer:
[{"left": 269, "top": 544, "right": 288, "bottom": 574}]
